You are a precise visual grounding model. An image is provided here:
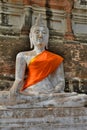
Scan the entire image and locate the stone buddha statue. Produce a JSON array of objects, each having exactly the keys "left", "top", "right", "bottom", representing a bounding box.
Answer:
[
  {"left": 10, "top": 14, "right": 65, "bottom": 96},
  {"left": 0, "top": 14, "right": 87, "bottom": 108}
]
